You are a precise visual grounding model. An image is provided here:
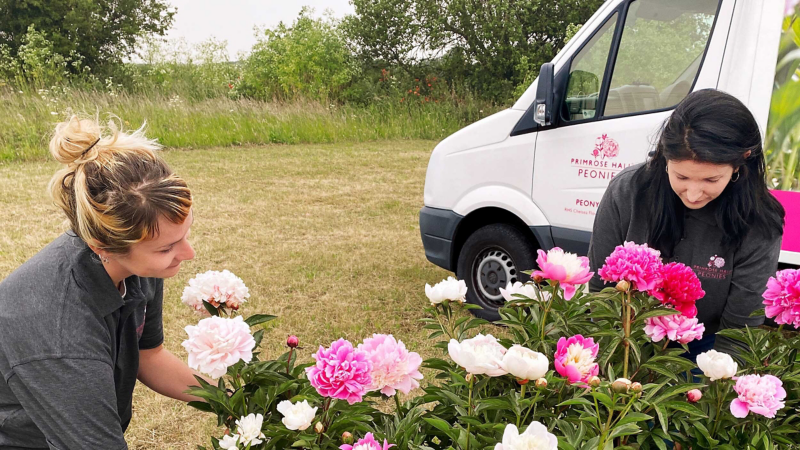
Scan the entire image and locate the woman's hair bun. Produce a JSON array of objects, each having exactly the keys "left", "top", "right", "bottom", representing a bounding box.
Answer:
[{"left": 49, "top": 115, "right": 103, "bottom": 164}]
